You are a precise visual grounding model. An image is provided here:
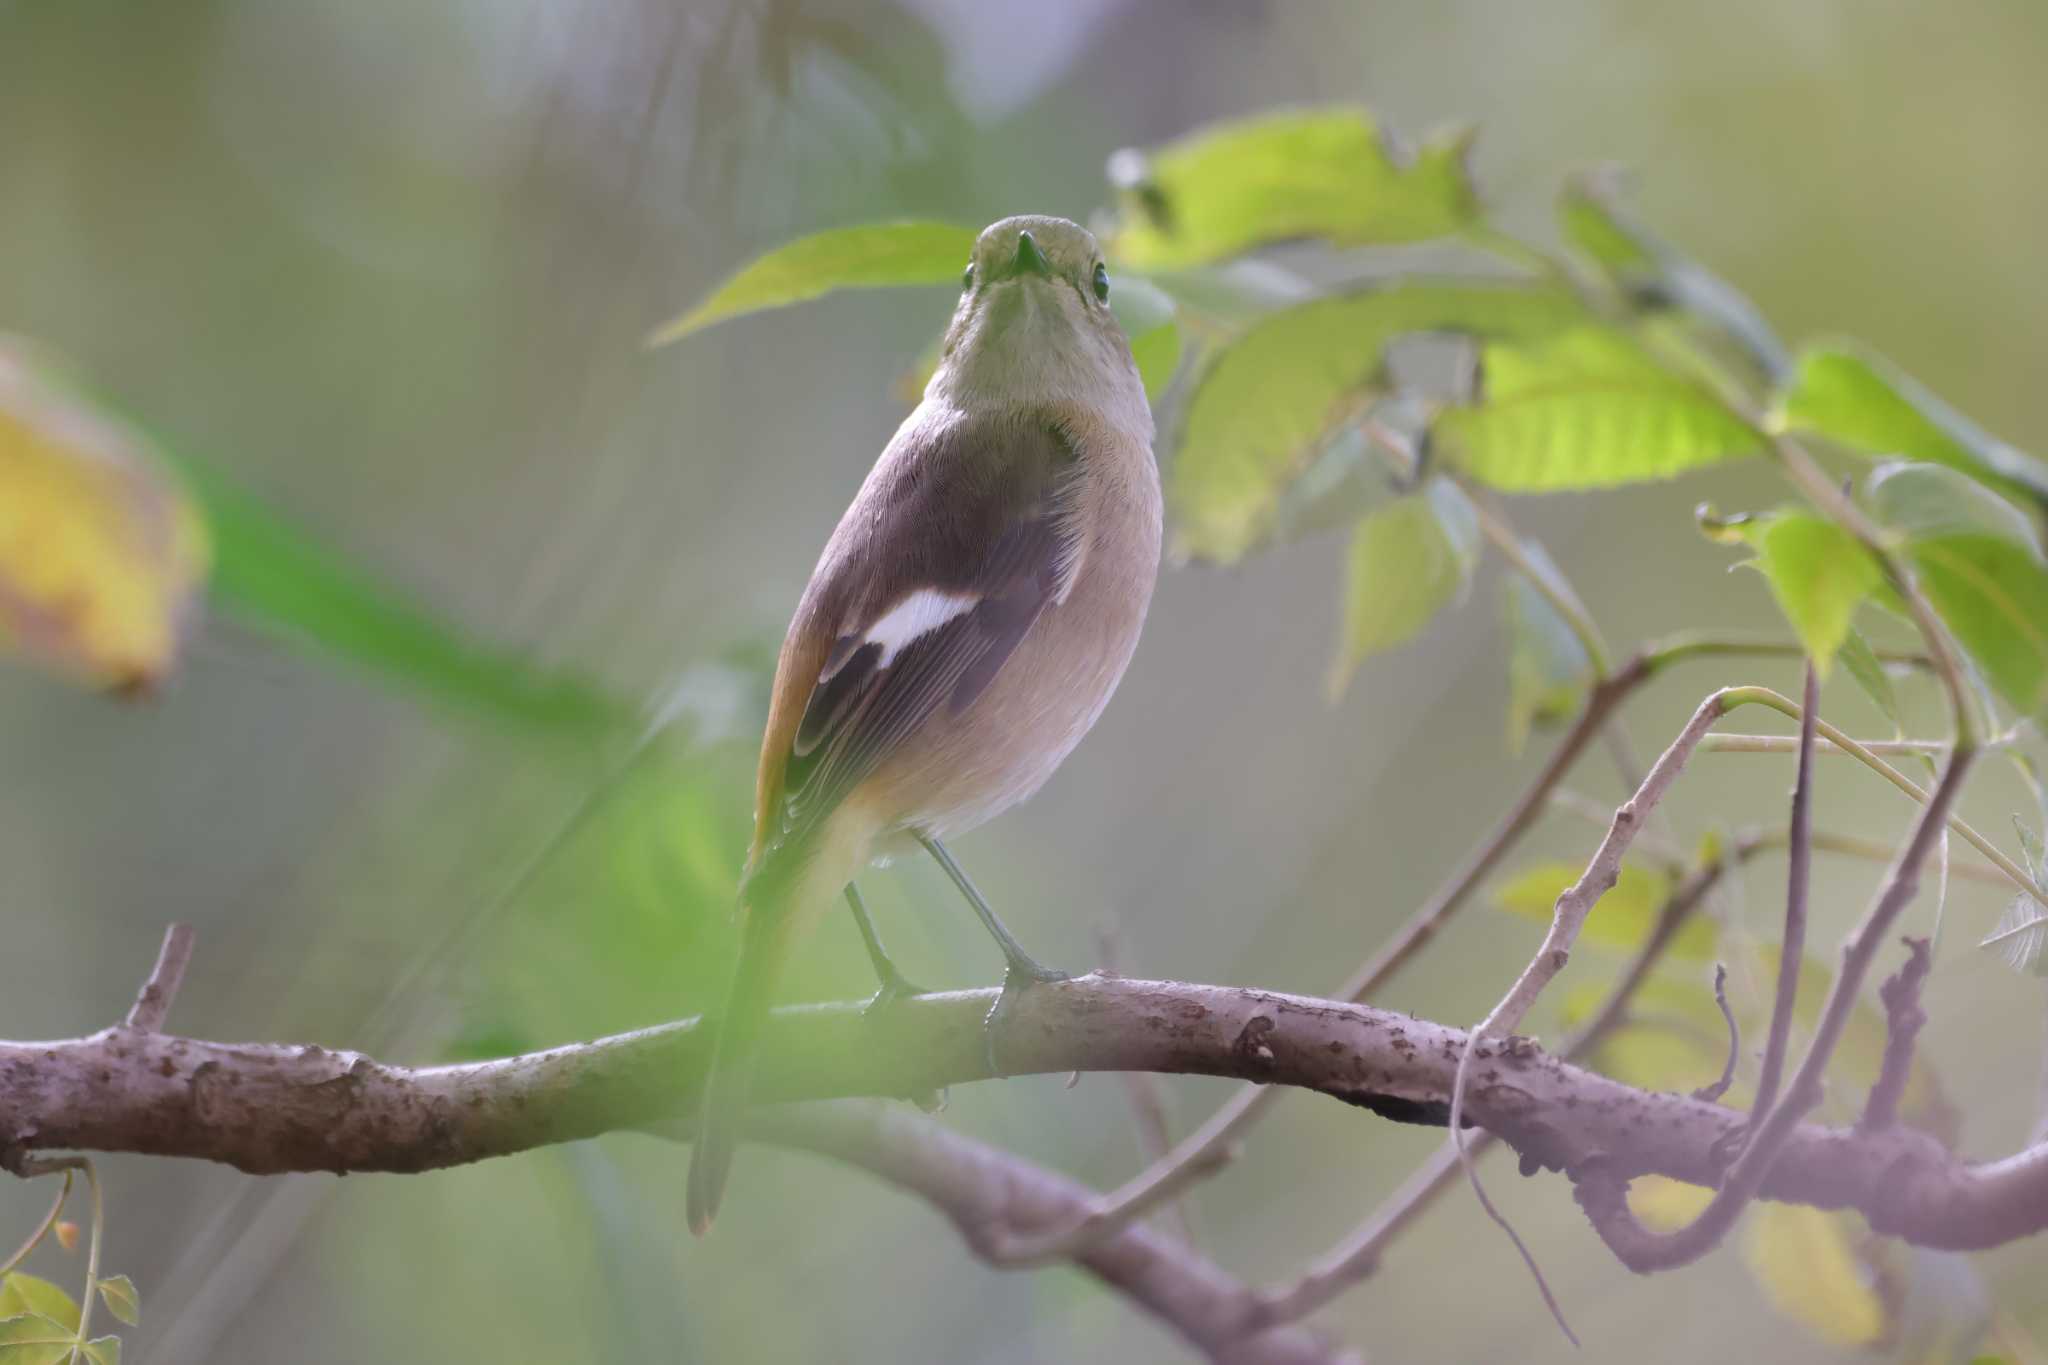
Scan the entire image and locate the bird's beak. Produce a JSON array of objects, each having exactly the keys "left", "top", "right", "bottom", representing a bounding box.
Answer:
[{"left": 1013, "top": 230, "right": 1051, "bottom": 278}]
